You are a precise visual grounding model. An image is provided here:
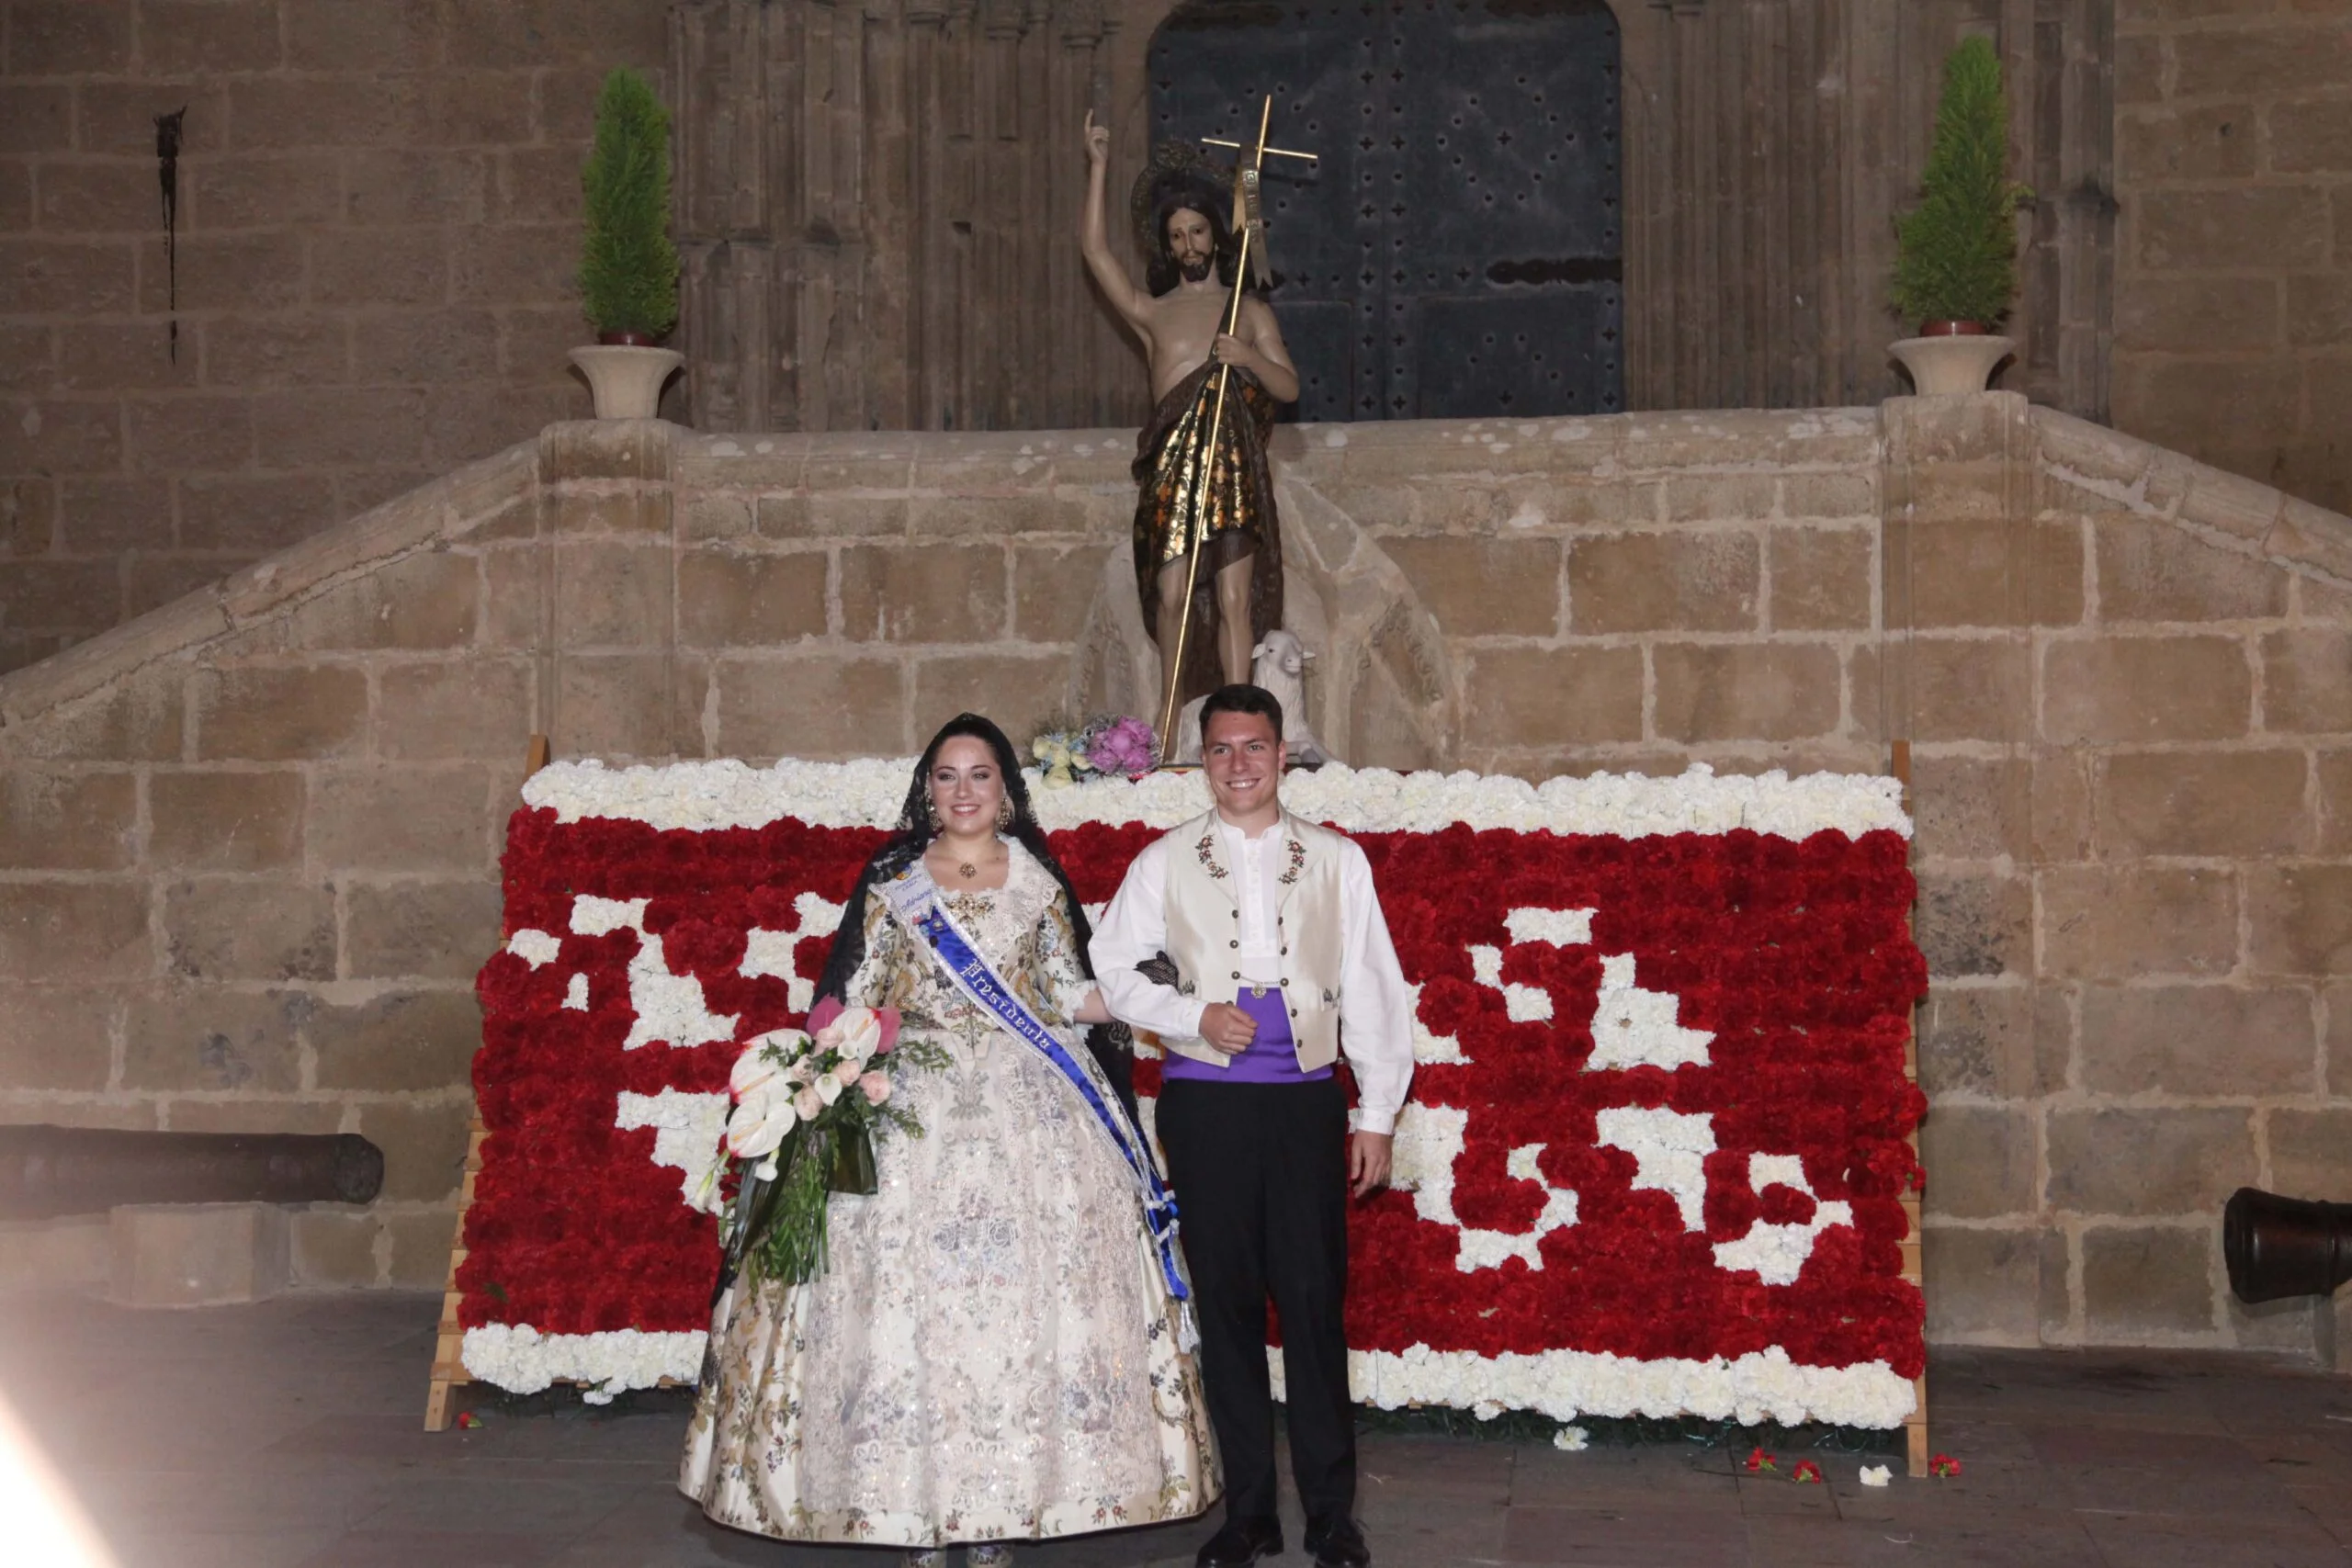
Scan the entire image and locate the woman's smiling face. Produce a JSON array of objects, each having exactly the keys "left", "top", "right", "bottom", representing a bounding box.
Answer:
[{"left": 928, "top": 736, "right": 1004, "bottom": 834}]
